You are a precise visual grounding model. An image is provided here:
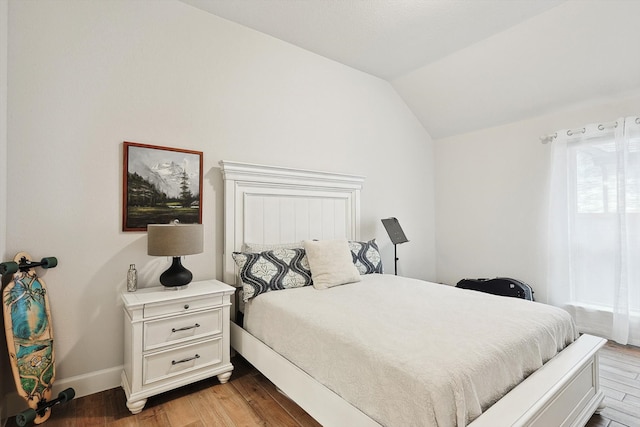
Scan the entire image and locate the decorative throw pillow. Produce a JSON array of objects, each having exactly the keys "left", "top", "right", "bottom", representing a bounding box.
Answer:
[
  {"left": 349, "top": 239, "right": 383, "bottom": 274},
  {"left": 232, "top": 248, "right": 312, "bottom": 302},
  {"left": 241, "top": 241, "right": 304, "bottom": 253},
  {"left": 303, "top": 239, "right": 361, "bottom": 290}
]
